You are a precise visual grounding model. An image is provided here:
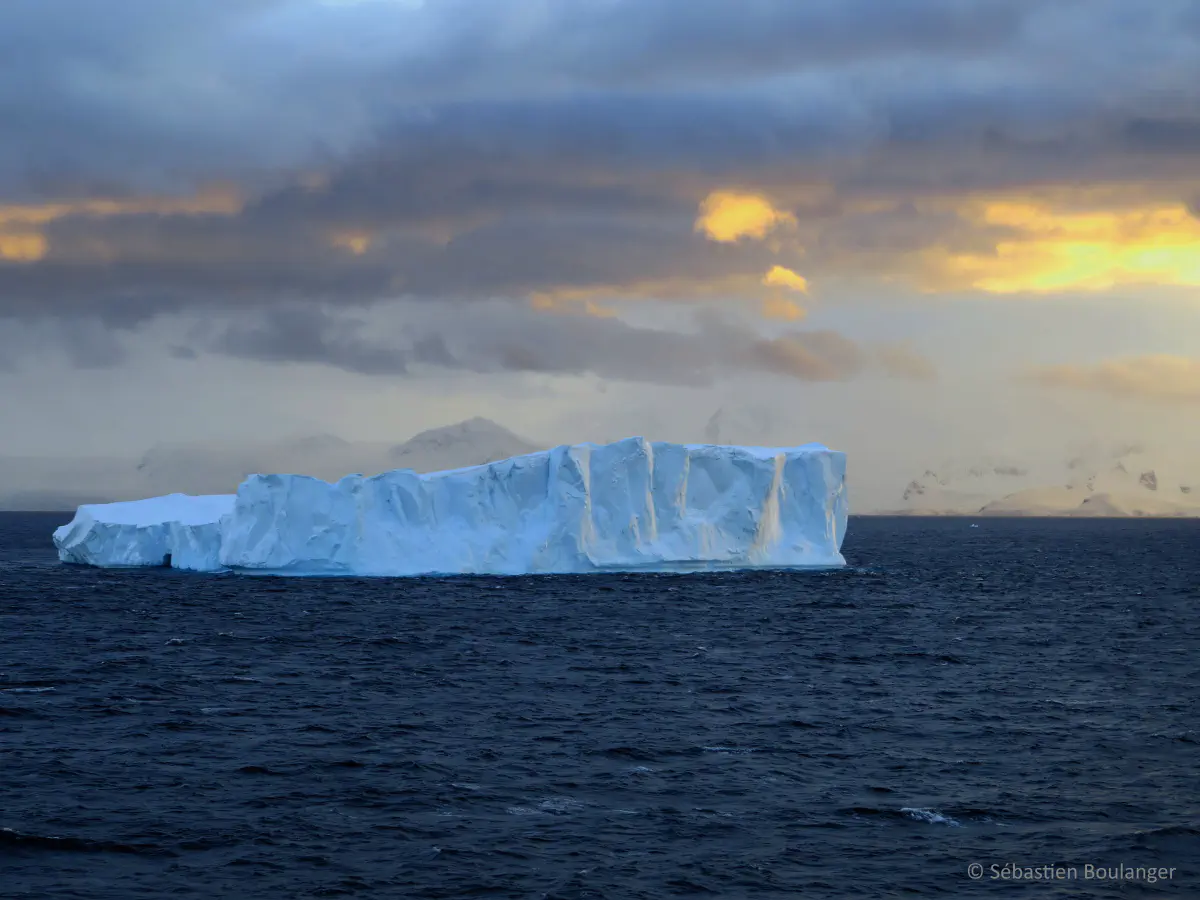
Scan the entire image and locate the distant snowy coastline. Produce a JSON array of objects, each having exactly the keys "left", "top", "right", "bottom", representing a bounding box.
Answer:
[
  {"left": 8, "top": 416, "right": 1197, "bottom": 518},
  {"left": 881, "top": 446, "right": 1200, "bottom": 517}
]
